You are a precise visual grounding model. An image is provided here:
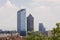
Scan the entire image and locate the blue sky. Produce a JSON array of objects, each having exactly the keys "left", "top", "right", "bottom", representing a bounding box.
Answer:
[{"left": 0, "top": 0, "right": 60, "bottom": 31}]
